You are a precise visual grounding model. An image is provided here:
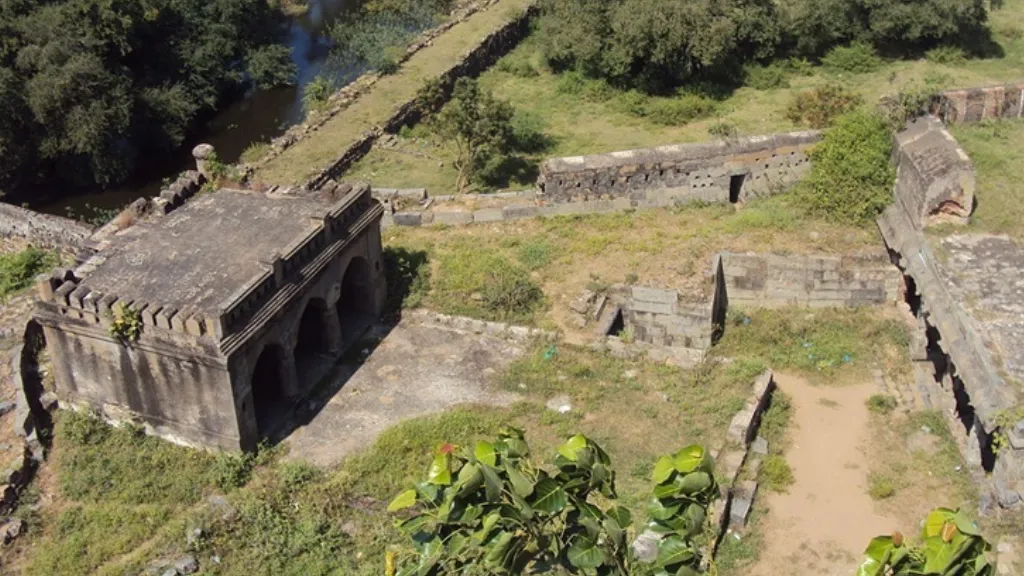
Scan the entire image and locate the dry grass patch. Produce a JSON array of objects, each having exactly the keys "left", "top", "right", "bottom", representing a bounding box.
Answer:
[{"left": 384, "top": 196, "right": 881, "bottom": 334}]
